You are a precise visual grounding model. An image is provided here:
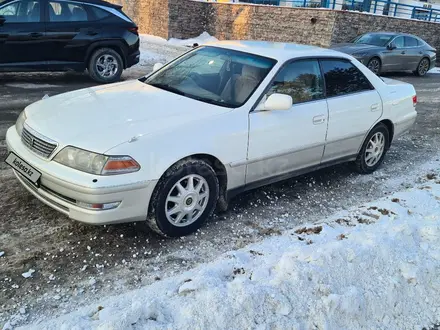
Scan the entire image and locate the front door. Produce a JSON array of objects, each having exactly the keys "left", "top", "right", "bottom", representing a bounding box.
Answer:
[
  {"left": 0, "top": 0, "right": 45, "bottom": 68},
  {"left": 246, "top": 59, "right": 328, "bottom": 184},
  {"left": 319, "top": 59, "right": 383, "bottom": 162}
]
